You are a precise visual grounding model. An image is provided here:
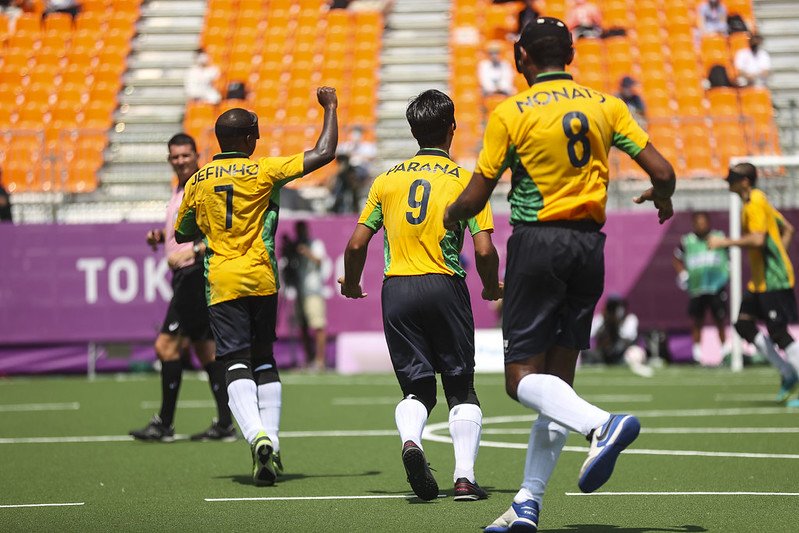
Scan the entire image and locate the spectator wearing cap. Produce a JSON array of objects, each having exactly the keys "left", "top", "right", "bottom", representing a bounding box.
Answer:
[
  {"left": 698, "top": 0, "right": 728, "bottom": 35},
  {"left": 478, "top": 41, "right": 515, "bottom": 97},
  {"left": 734, "top": 33, "right": 771, "bottom": 87},
  {"left": 617, "top": 76, "right": 646, "bottom": 126},
  {"left": 566, "top": 0, "right": 603, "bottom": 40}
]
